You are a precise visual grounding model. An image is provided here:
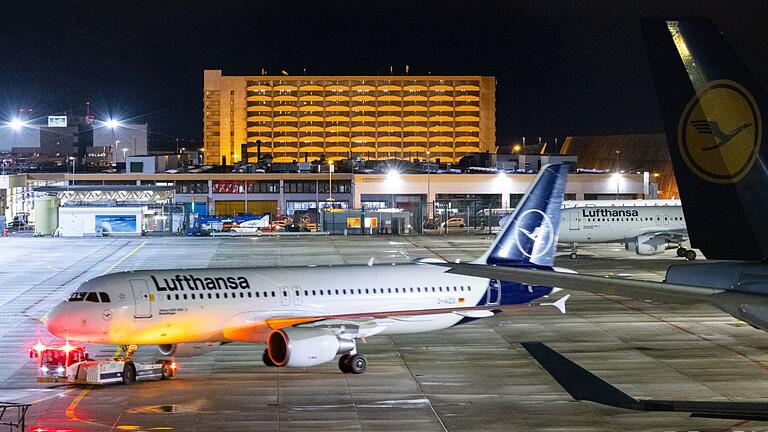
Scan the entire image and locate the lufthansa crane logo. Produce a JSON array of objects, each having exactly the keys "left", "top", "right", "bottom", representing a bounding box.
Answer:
[
  {"left": 513, "top": 209, "right": 554, "bottom": 258},
  {"left": 678, "top": 79, "right": 762, "bottom": 183}
]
